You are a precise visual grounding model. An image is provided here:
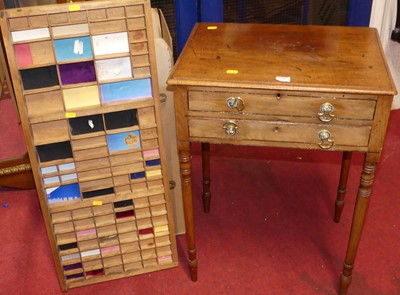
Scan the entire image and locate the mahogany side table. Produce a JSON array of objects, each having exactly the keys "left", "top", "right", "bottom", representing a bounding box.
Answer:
[{"left": 167, "top": 23, "right": 397, "bottom": 294}]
